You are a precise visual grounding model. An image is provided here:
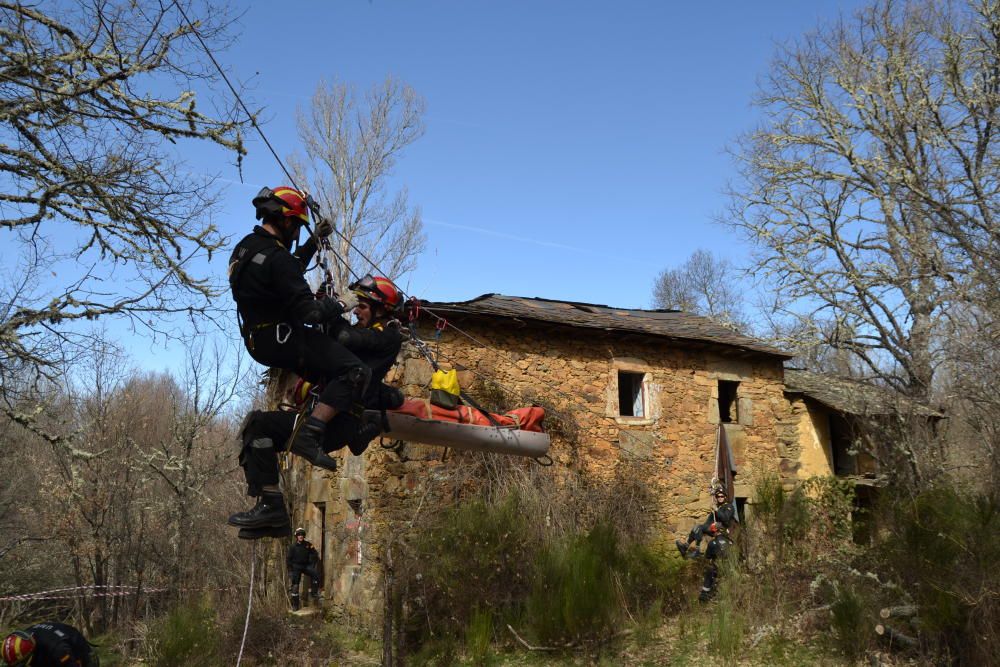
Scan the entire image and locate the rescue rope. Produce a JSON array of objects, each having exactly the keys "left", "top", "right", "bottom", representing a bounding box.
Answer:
[
  {"left": 236, "top": 540, "right": 256, "bottom": 667},
  {"left": 173, "top": 2, "right": 295, "bottom": 189}
]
